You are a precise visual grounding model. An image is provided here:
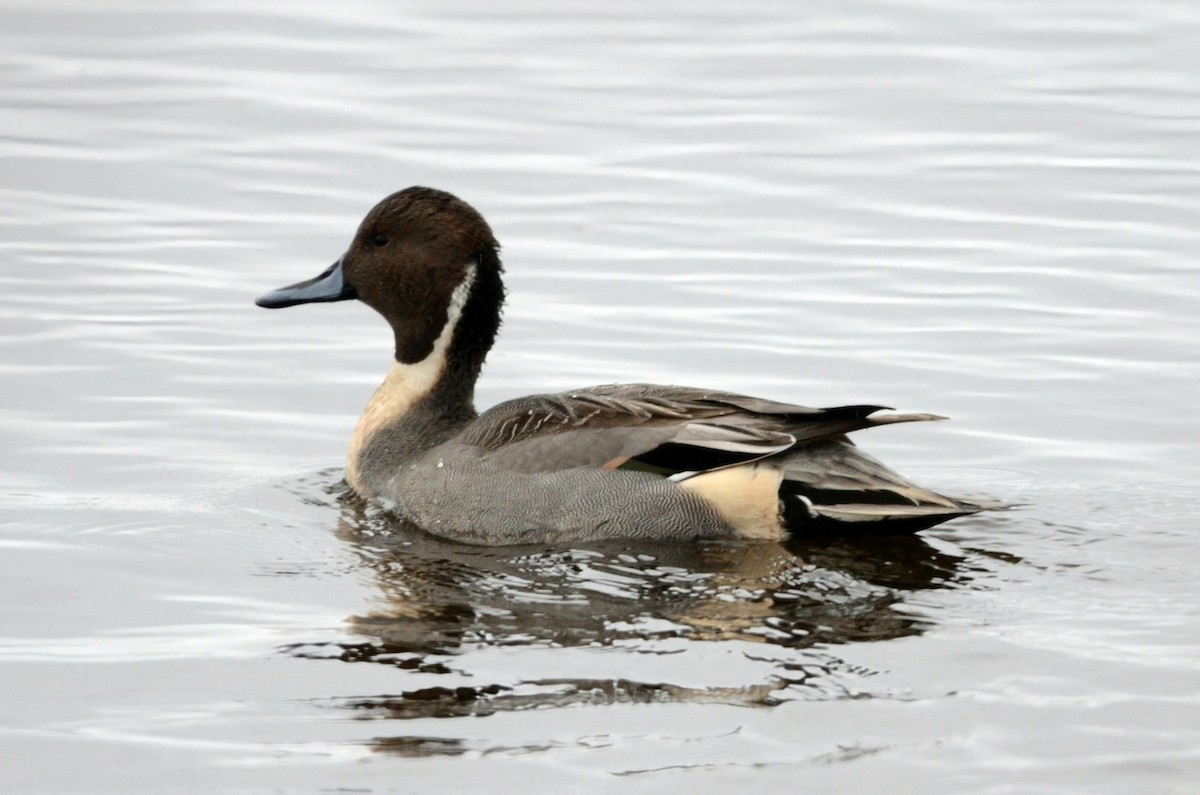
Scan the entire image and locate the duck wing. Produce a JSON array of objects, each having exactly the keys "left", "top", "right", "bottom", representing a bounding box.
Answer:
[{"left": 463, "top": 383, "right": 942, "bottom": 476}]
